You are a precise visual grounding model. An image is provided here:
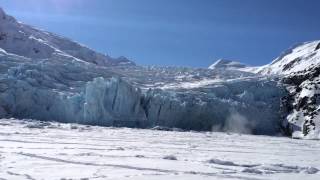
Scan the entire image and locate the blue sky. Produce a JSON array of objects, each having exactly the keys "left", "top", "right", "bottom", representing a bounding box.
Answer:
[{"left": 0, "top": 0, "right": 319, "bottom": 67}]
